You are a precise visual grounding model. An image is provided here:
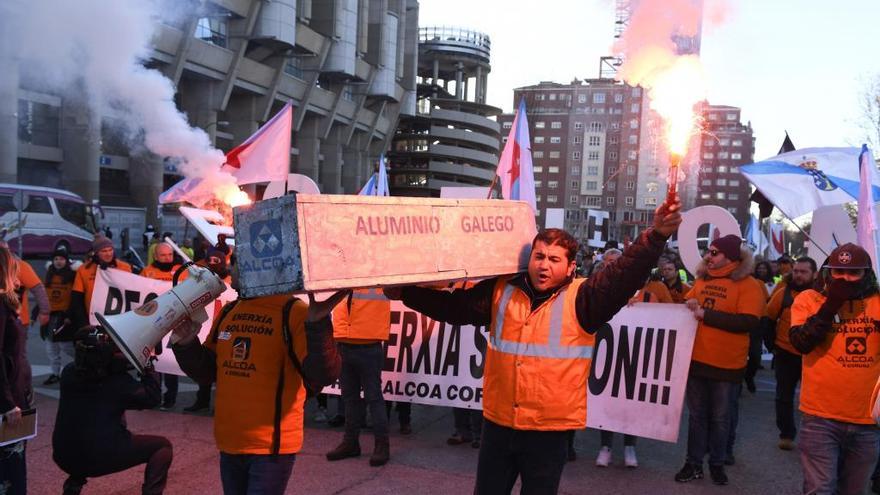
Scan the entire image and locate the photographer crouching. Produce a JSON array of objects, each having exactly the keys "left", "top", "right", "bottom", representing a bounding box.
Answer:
[{"left": 52, "top": 328, "right": 172, "bottom": 495}]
